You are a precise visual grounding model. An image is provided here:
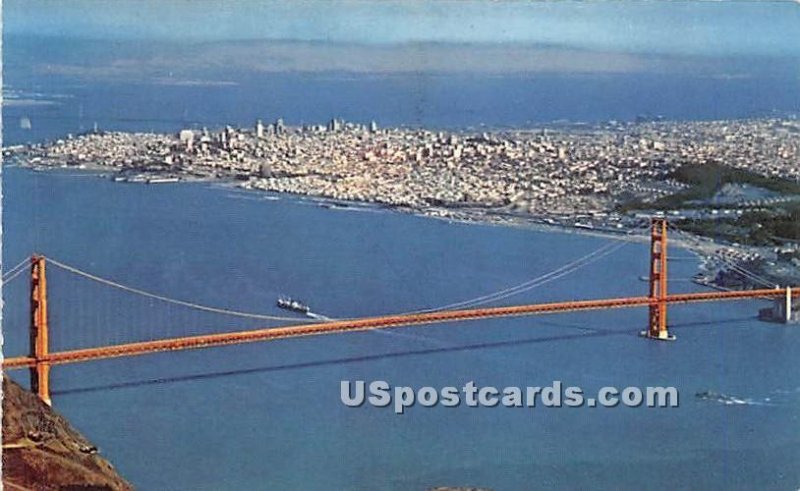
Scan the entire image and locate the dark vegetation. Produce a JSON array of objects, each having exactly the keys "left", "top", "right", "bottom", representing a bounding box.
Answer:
[
  {"left": 677, "top": 205, "right": 800, "bottom": 246},
  {"left": 621, "top": 161, "right": 800, "bottom": 211},
  {"left": 621, "top": 162, "right": 800, "bottom": 246}
]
